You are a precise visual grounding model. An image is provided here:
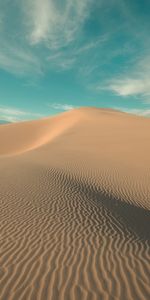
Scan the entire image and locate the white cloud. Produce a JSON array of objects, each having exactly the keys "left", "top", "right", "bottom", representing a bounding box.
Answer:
[
  {"left": 114, "top": 107, "right": 150, "bottom": 117},
  {"left": 47, "top": 36, "right": 108, "bottom": 71},
  {"left": 47, "top": 52, "right": 76, "bottom": 70},
  {"left": 0, "top": 45, "right": 41, "bottom": 76},
  {"left": 100, "top": 52, "right": 150, "bottom": 103},
  {"left": 48, "top": 103, "right": 77, "bottom": 111},
  {"left": 0, "top": 2, "right": 42, "bottom": 75},
  {"left": 109, "top": 78, "right": 150, "bottom": 97},
  {"left": 25, "top": 0, "right": 54, "bottom": 45},
  {"left": 0, "top": 0, "right": 93, "bottom": 75},
  {"left": 24, "top": 0, "right": 91, "bottom": 47},
  {"left": 0, "top": 106, "right": 43, "bottom": 122},
  {"left": 75, "top": 35, "right": 108, "bottom": 55}
]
